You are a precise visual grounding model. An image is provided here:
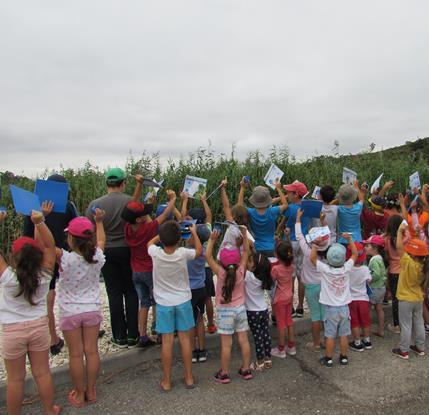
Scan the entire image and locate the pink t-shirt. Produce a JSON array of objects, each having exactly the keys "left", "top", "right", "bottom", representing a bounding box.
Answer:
[
  {"left": 215, "top": 264, "right": 246, "bottom": 308},
  {"left": 271, "top": 262, "right": 294, "bottom": 305},
  {"left": 385, "top": 233, "right": 410, "bottom": 275}
]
